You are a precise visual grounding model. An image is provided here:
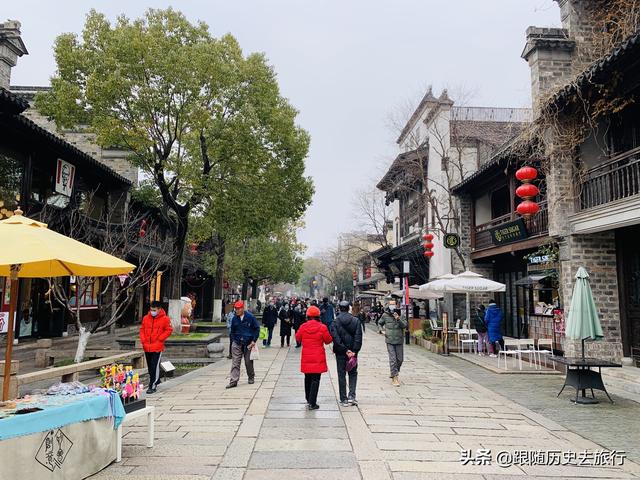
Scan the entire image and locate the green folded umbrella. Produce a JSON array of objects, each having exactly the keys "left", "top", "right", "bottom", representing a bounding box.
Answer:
[{"left": 565, "top": 267, "right": 604, "bottom": 358}]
